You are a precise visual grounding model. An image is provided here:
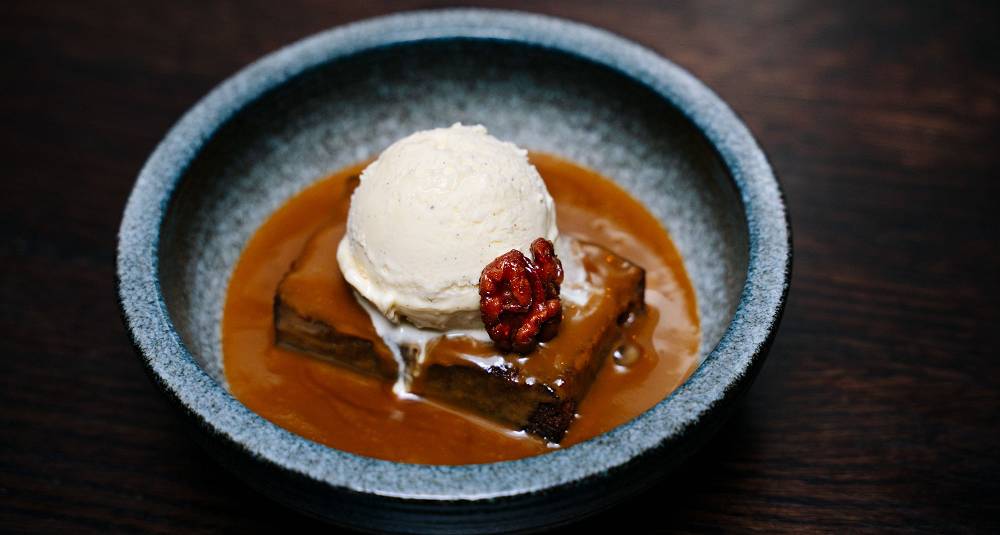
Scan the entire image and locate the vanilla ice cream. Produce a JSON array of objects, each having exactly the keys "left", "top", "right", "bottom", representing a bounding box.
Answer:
[{"left": 337, "top": 123, "right": 559, "bottom": 330}]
